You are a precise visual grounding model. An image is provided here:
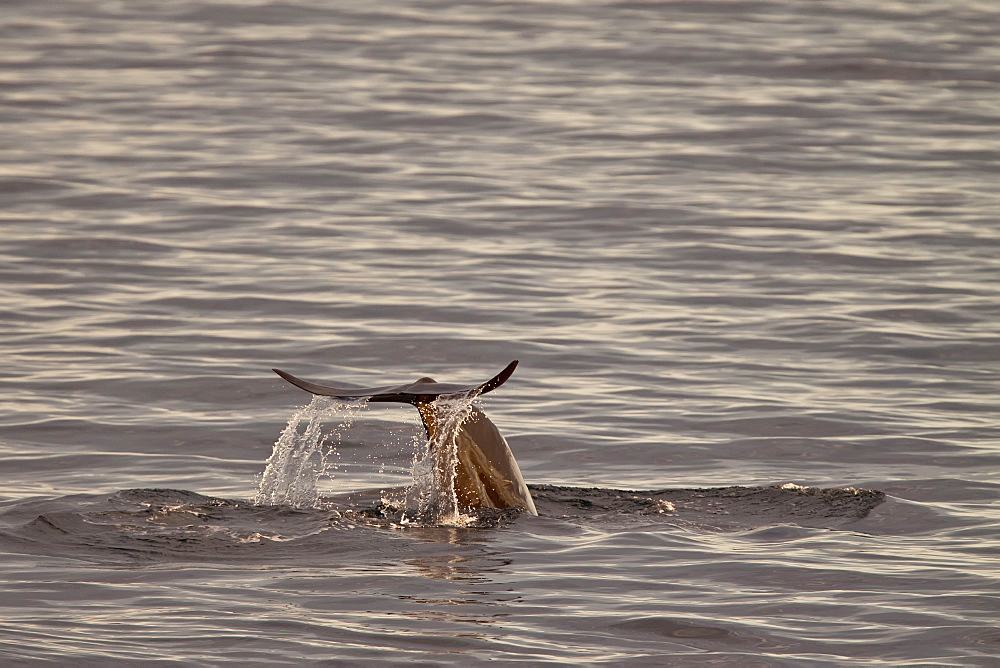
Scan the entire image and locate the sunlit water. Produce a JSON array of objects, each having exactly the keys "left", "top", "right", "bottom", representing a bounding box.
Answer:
[{"left": 1, "top": 0, "right": 998, "bottom": 664}]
